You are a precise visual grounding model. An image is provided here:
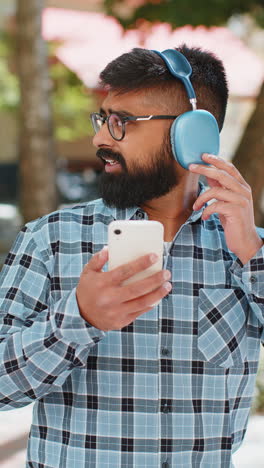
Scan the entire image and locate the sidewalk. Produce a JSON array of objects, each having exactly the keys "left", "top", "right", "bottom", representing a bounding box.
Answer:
[{"left": 0, "top": 405, "right": 263, "bottom": 467}]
